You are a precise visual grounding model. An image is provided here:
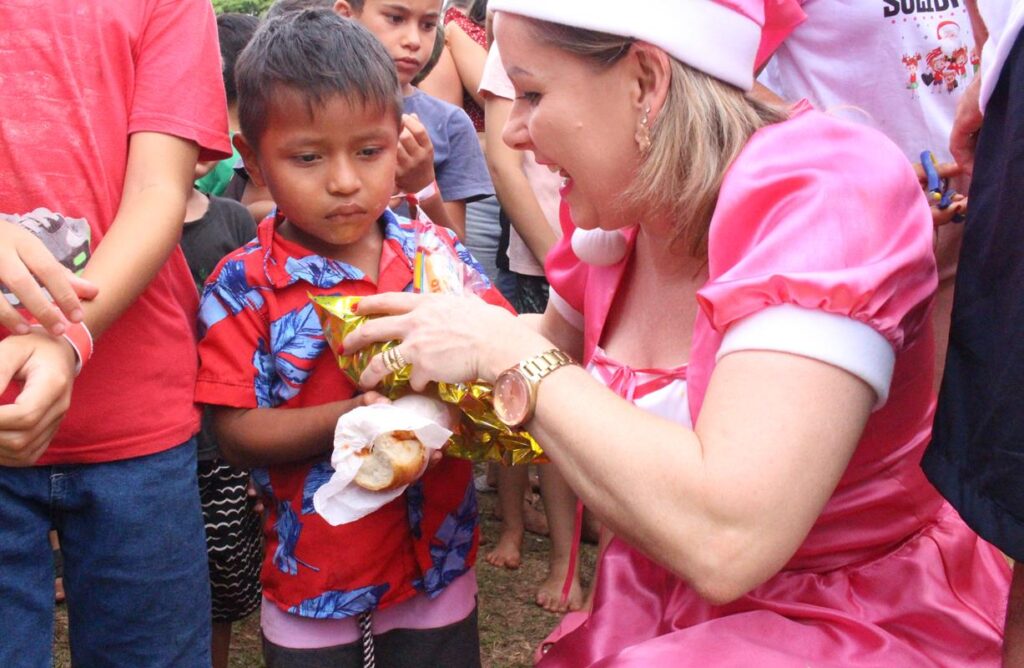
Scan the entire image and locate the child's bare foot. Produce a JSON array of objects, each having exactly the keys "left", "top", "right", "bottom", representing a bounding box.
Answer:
[
  {"left": 536, "top": 560, "right": 583, "bottom": 613},
  {"left": 485, "top": 528, "right": 523, "bottom": 569}
]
